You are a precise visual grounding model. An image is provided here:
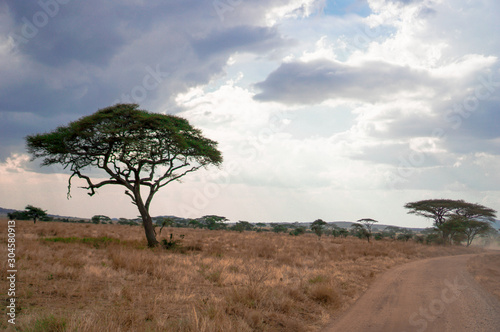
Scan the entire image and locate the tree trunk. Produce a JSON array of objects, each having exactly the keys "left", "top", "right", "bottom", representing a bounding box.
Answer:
[
  {"left": 466, "top": 234, "right": 473, "bottom": 247},
  {"left": 135, "top": 194, "right": 159, "bottom": 247}
]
